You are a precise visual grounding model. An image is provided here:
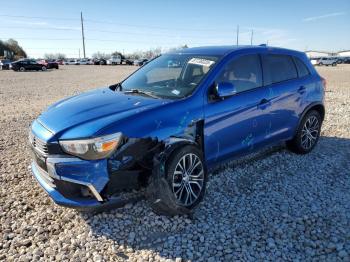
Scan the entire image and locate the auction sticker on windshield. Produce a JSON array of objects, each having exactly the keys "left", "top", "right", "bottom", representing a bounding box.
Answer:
[{"left": 188, "top": 58, "right": 215, "bottom": 67}]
